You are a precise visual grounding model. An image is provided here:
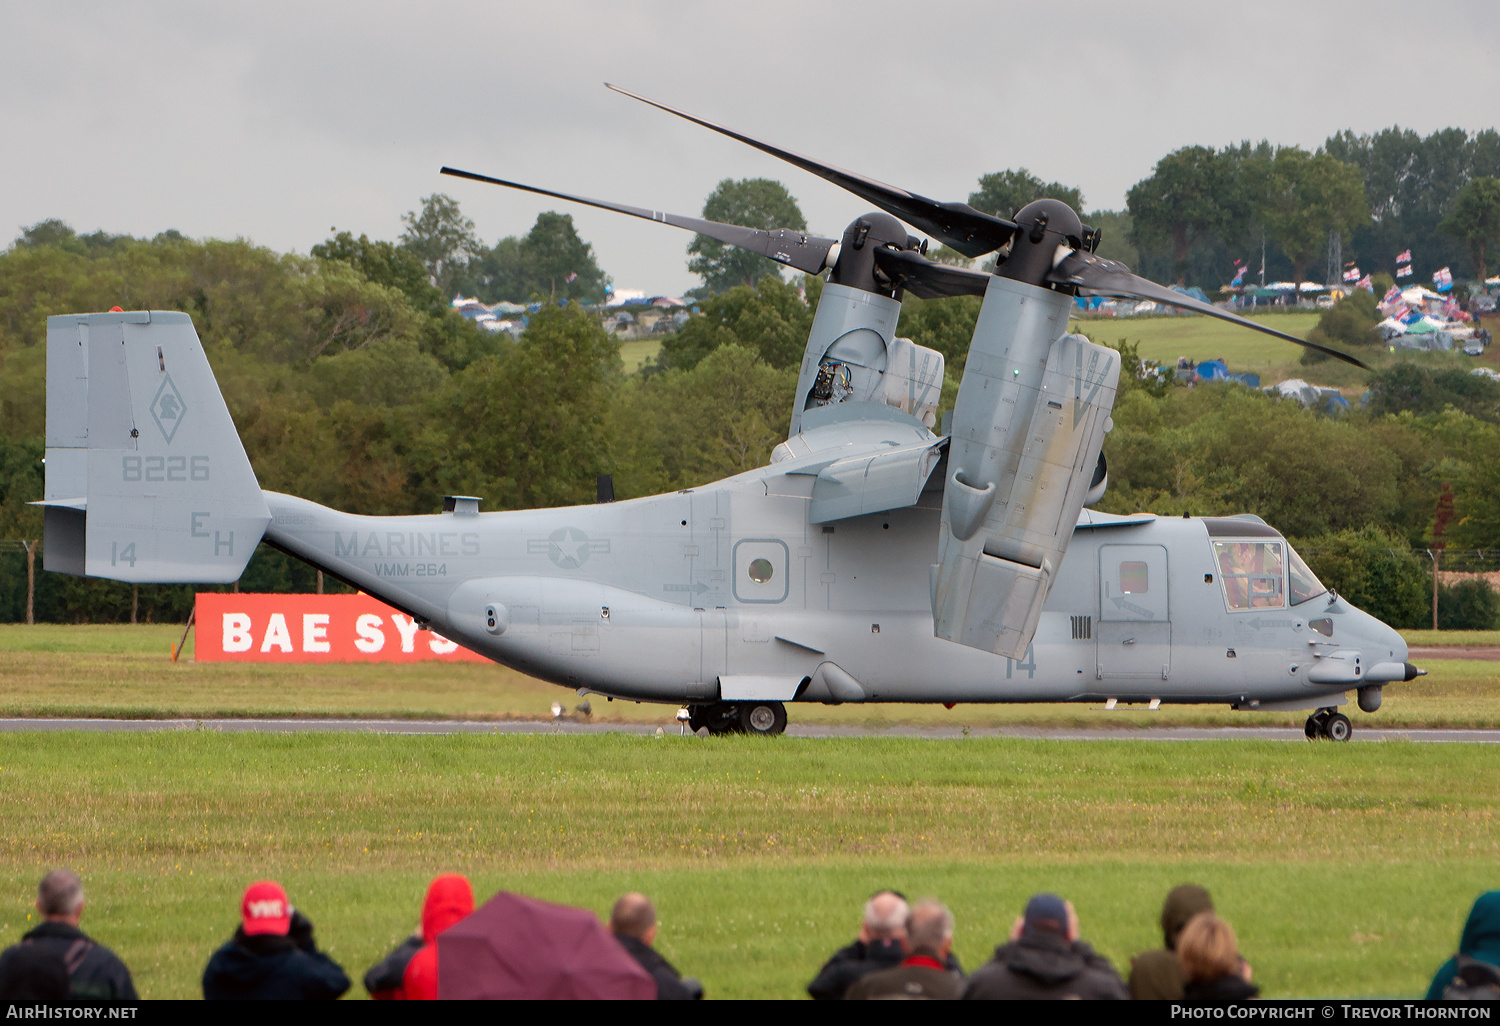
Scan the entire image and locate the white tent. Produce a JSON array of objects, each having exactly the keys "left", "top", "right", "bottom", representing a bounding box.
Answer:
[{"left": 1401, "top": 286, "right": 1444, "bottom": 304}]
